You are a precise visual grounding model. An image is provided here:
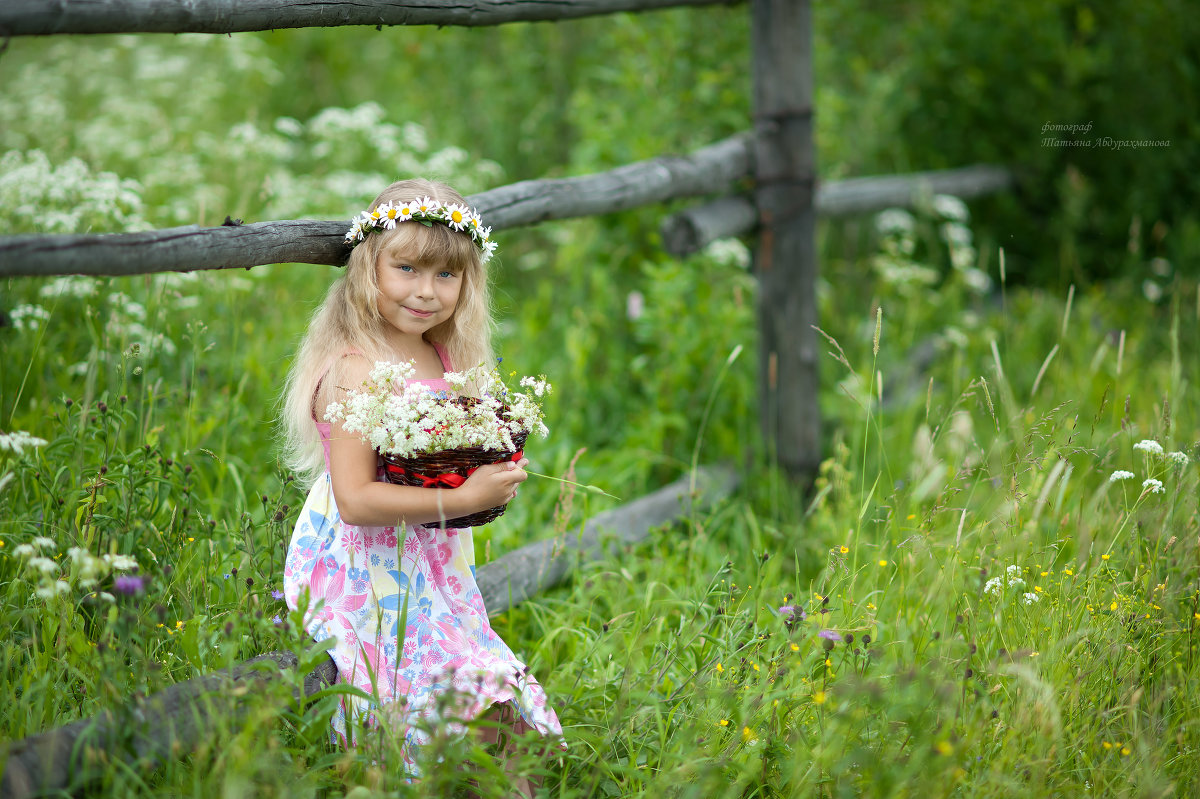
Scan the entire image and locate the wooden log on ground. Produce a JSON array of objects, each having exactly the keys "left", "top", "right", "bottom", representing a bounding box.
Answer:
[
  {"left": 0, "top": 651, "right": 338, "bottom": 799},
  {"left": 659, "top": 164, "right": 1014, "bottom": 257},
  {"left": 1, "top": 0, "right": 743, "bottom": 37},
  {"left": 0, "top": 133, "right": 753, "bottom": 279},
  {"left": 0, "top": 466, "right": 737, "bottom": 798},
  {"left": 478, "top": 464, "right": 738, "bottom": 614}
]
